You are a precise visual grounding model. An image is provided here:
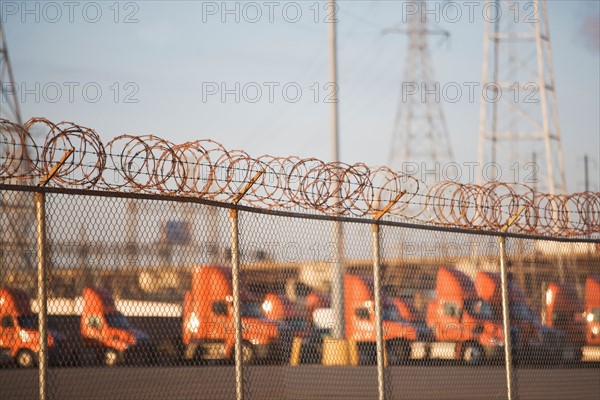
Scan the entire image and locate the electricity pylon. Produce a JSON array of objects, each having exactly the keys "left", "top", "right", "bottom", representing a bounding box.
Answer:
[
  {"left": 0, "top": 20, "right": 35, "bottom": 289},
  {"left": 387, "top": 0, "right": 454, "bottom": 183},
  {"left": 477, "top": 0, "right": 566, "bottom": 194},
  {"left": 1, "top": 21, "right": 22, "bottom": 125}
]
